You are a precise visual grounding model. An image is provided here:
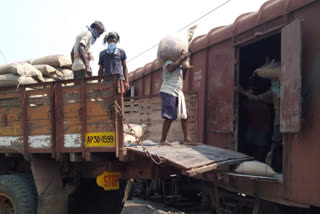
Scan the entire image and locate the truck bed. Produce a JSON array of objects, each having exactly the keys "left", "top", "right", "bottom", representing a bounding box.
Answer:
[{"left": 0, "top": 76, "right": 124, "bottom": 160}]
